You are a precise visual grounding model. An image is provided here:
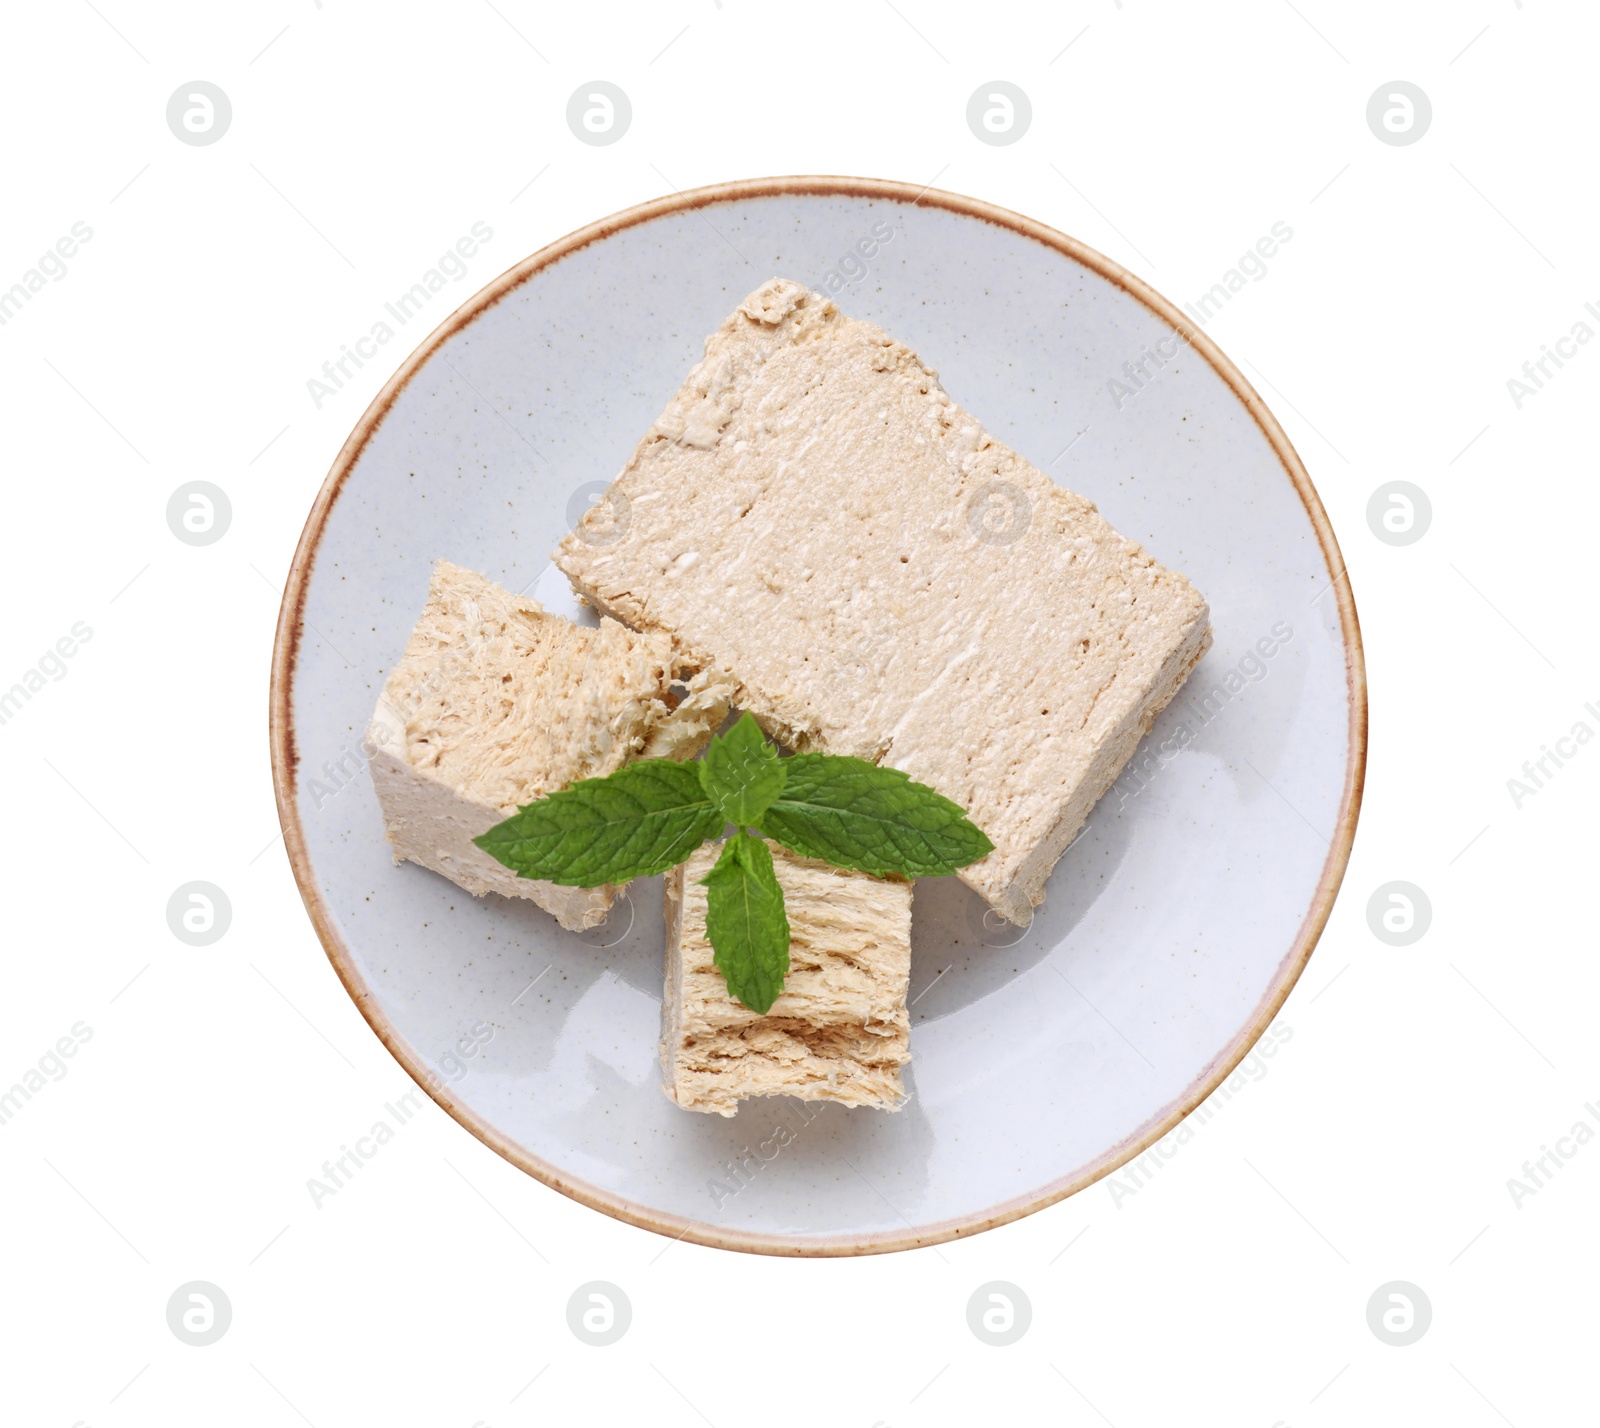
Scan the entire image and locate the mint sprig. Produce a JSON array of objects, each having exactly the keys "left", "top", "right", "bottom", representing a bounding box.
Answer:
[
  {"left": 697, "top": 711, "right": 784, "bottom": 826},
  {"left": 475, "top": 712, "right": 993, "bottom": 1012},
  {"left": 758, "top": 754, "right": 992, "bottom": 878},
  {"left": 699, "top": 832, "right": 790, "bottom": 1014},
  {"left": 473, "top": 759, "right": 723, "bottom": 886}
]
